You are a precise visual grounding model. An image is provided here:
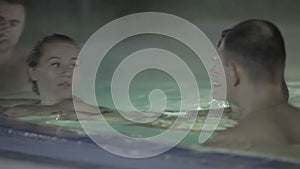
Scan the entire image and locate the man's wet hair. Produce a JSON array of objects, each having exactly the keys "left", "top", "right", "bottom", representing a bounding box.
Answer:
[
  {"left": 27, "top": 33, "right": 78, "bottom": 94},
  {"left": 221, "top": 19, "right": 286, "bottom": 84},
  {"left": 217, "top": 29, "right": 230, "bottom": 48}
]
